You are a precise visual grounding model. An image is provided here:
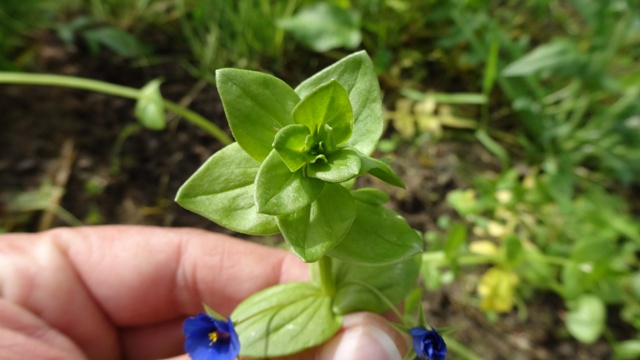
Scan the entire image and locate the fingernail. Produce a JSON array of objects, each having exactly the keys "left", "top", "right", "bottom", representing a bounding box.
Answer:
[{"left": 320, "top": 325, "right": 403, "bottom": 360}]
